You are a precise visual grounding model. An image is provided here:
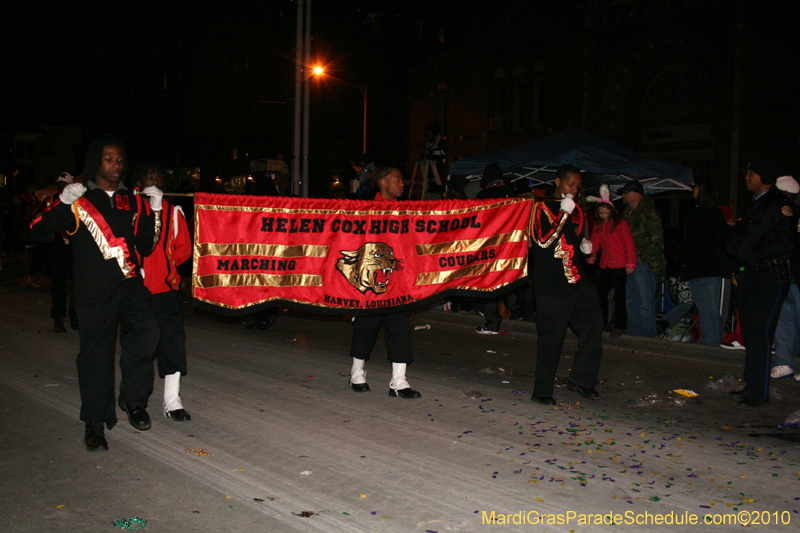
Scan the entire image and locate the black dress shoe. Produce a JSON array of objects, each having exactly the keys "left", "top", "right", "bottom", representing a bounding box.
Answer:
[
  {"left": 729, "top": 389, "right": 747, "bottom": 399},
  {"left": 531, "top": 396, "right": 557, "bottom": 406},
  {"left": 737, "top": 396, "right": 770, "bottom": 408},
  {"left": 53, "top": 318, "right": 66, "bottom": 333},
  {"left": 118, "top": 397, "right": 151, "bottom": 430},
  {"left": 84, "top": 423, "right": 108, "bottom": 452},
  {"left": 165, "top": 408, "right": 192, "bottom": 422},
  {"left": 349, "top": 380, "right": 370, "bottom": 392},
  {"left": 567, "top": 381, "right": 600, "bottom": 400},
  {"left": 388, "top": 388, "right": 422, "bottom": 399}
]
